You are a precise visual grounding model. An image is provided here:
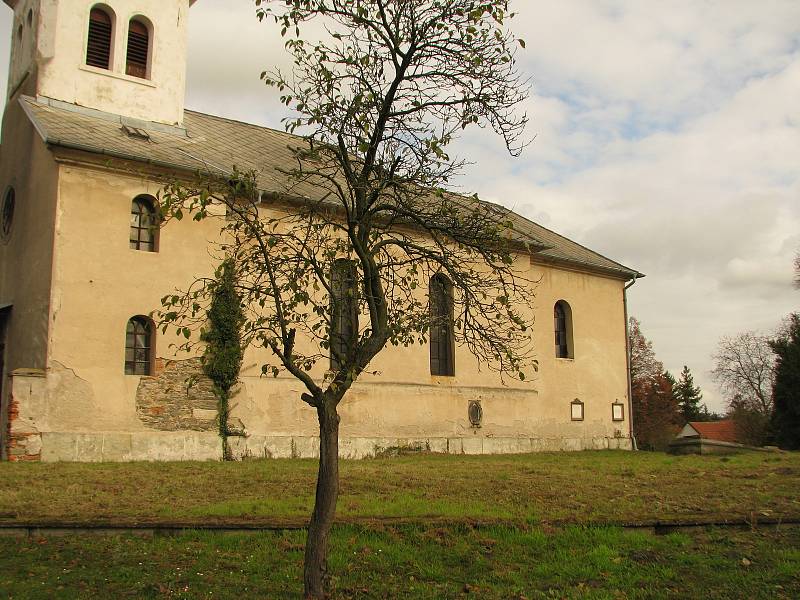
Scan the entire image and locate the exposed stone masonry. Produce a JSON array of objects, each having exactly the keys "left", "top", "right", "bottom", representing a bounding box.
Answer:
[{"left": 136, "top": 358, "right": 218, "bottom": 432}]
